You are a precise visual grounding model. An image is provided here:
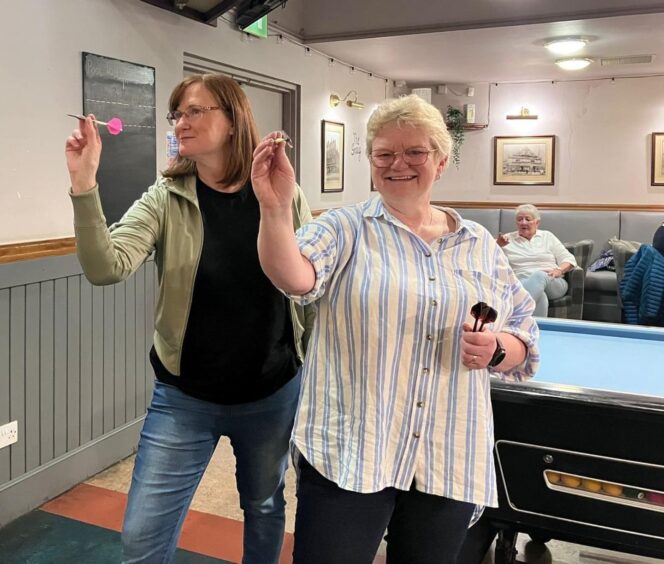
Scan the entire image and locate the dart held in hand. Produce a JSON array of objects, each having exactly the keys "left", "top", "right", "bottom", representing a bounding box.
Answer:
[
  {"left": 67, "top": 114, "right": 124, "bottom": 135},
  {"left": 470, "top": 301, "right": 497, "bottom": 332}
]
